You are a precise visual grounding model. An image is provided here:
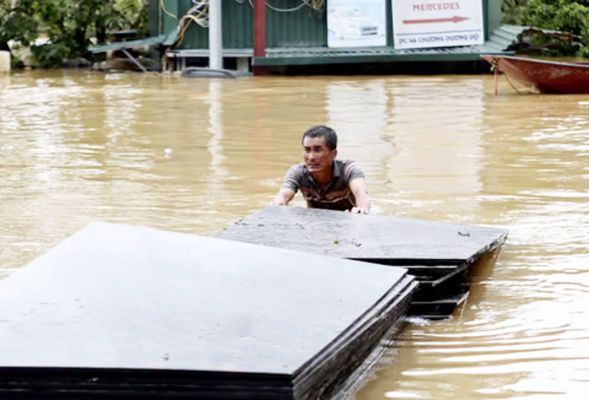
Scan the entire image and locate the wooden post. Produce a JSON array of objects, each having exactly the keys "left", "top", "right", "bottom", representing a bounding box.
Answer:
[{"left": 253, "top": 0, "right": 266, "bottom": 75}]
